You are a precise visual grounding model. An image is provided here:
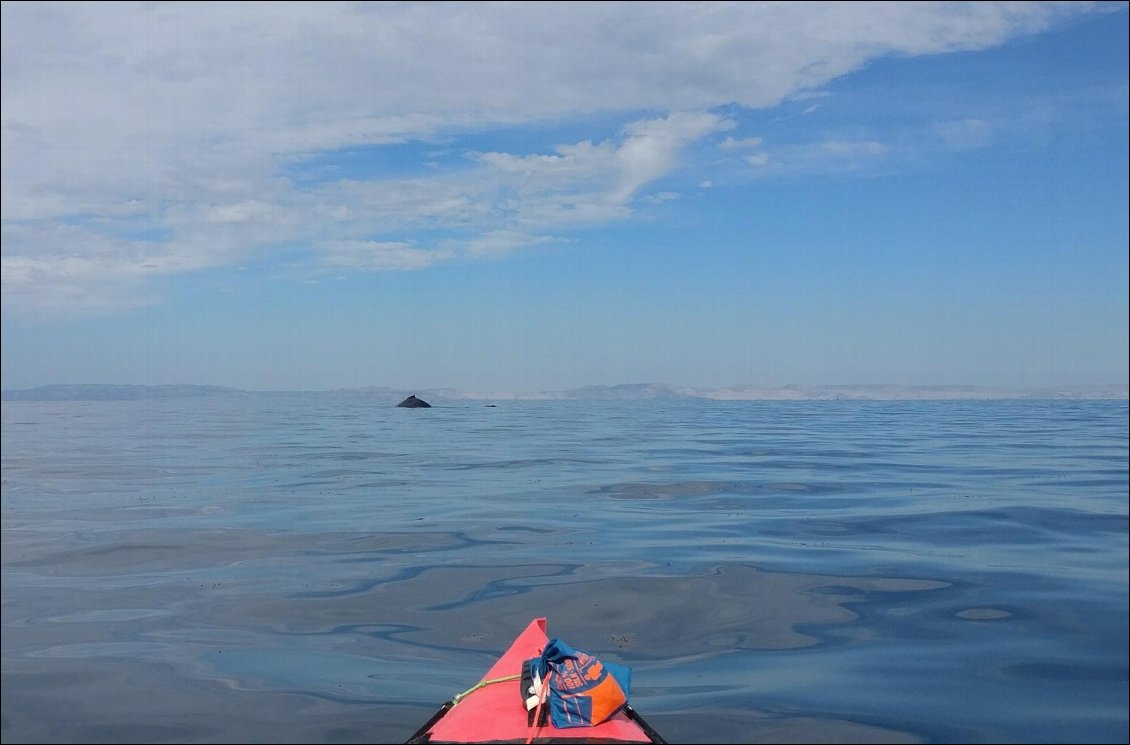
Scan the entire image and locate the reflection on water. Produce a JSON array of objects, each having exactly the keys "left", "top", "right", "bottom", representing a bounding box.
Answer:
[{"left": 2, "top": 397, "right": 1127, "bottom": 743}]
